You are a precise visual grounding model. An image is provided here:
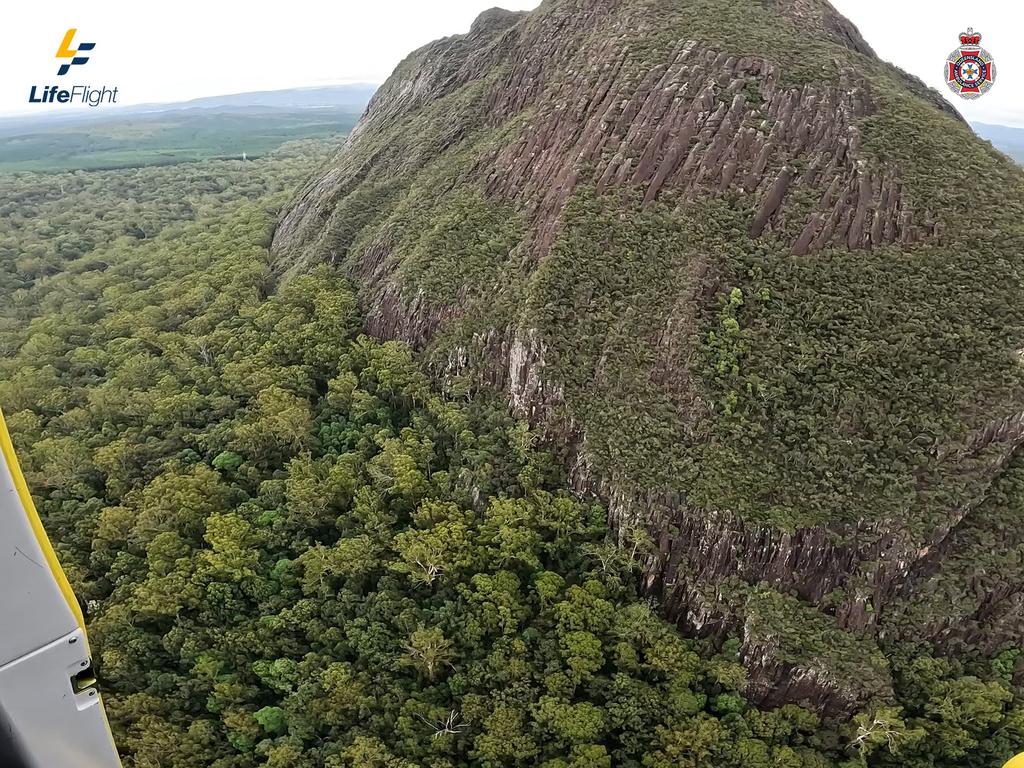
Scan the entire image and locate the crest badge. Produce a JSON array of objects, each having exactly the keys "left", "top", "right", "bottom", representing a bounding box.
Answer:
[{"left": 945, "top": 27, "right": 996, "bottom": 99}]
